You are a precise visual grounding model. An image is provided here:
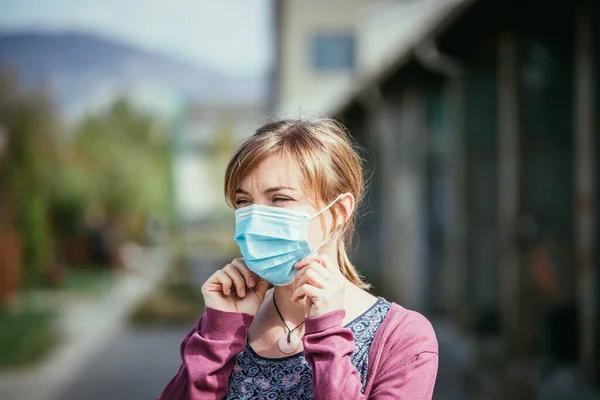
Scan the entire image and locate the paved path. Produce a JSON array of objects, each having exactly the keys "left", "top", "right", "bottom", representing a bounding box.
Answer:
[
  {"left": 430, "top": 319, "right": 600, "bottom": 400},
  {"left": 431, "top": 318, "right": 471, "bottom": 400},
  {"left": 0, "top": 246, "right": 172, "bottom": 400},
  {"left": 56, "top": 325, "right": 189, "bottom": 400}
]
